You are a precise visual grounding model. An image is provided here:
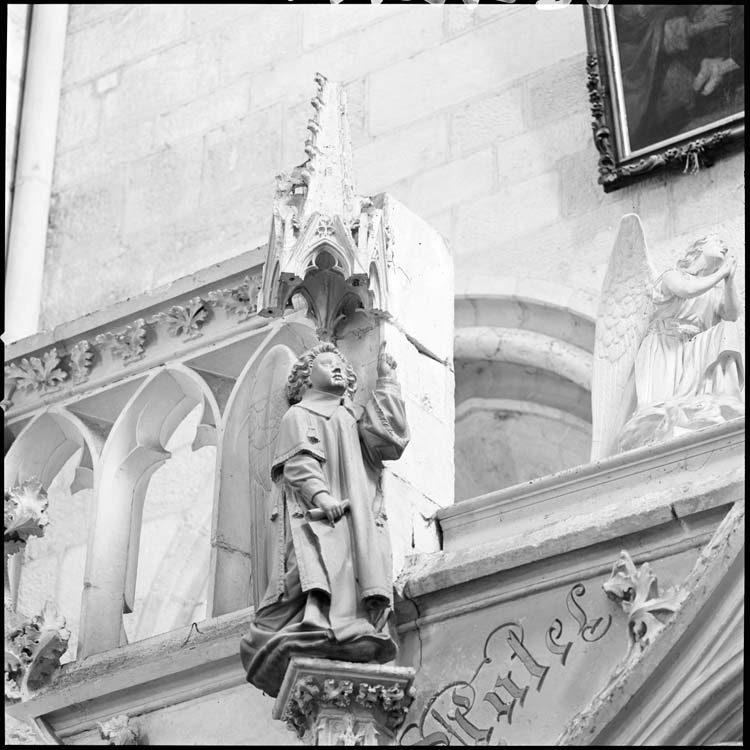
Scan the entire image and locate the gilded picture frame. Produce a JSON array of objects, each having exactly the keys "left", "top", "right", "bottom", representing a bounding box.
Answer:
[{"left": 584, "top": 5, "right": 744, "bottom": 192}]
